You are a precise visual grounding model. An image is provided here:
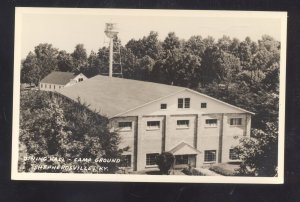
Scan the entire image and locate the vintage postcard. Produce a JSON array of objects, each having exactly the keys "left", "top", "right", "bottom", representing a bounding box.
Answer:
[{"left": 12, "top": 8, "right": 287, "bottom": 183}]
